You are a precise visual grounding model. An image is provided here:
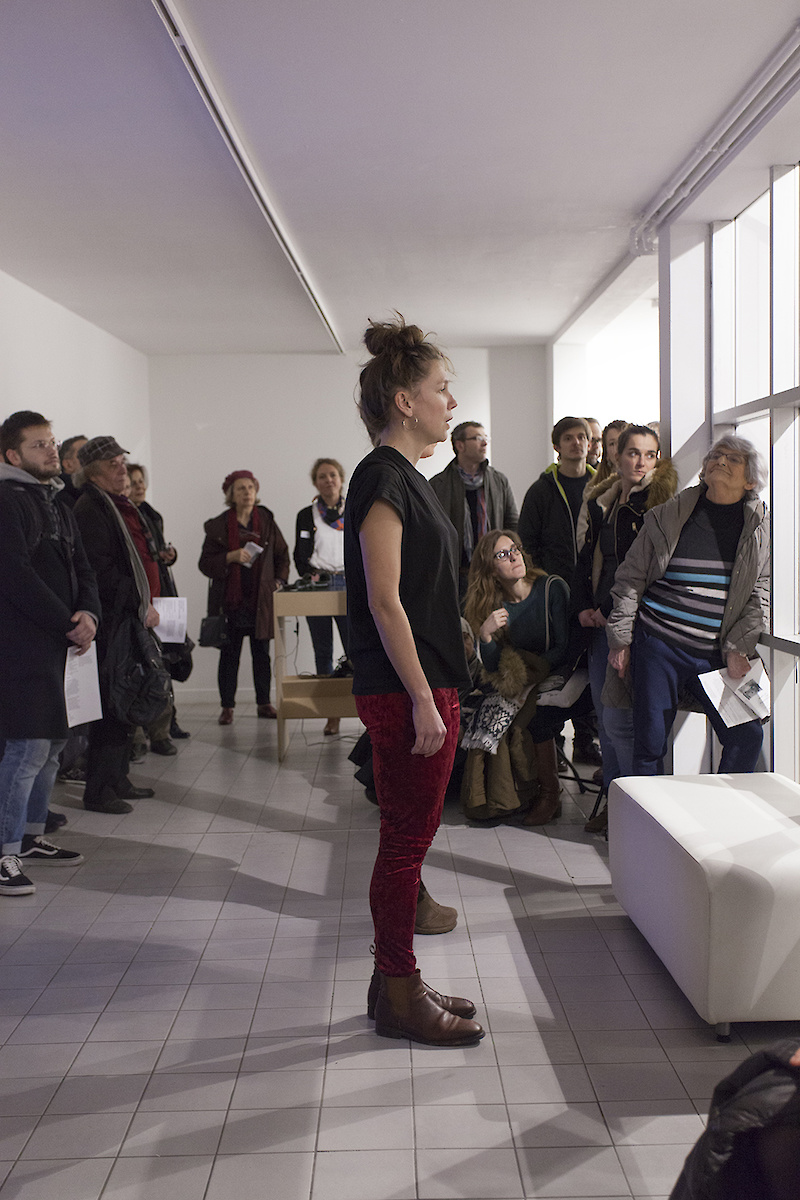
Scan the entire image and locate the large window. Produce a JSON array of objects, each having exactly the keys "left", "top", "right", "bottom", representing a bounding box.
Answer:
[{"left": 709, "top": 167, "right": 800, "bottom": 779}]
